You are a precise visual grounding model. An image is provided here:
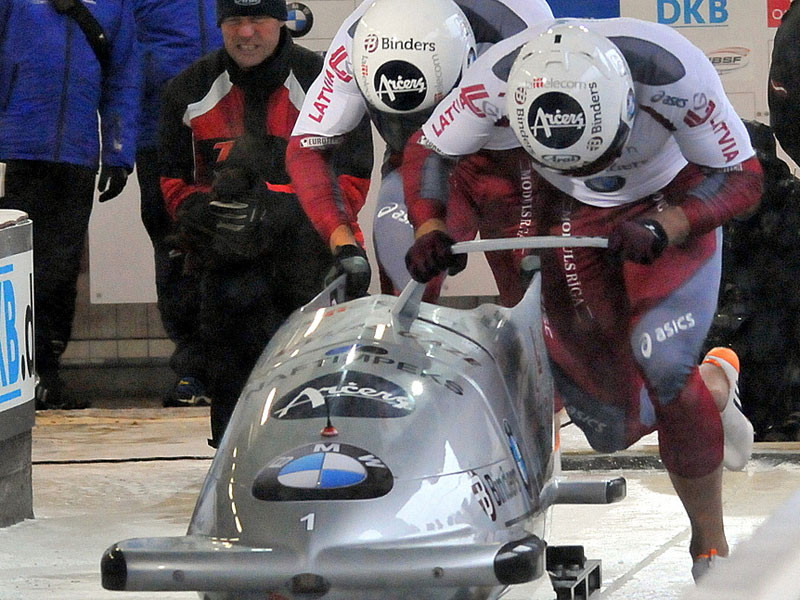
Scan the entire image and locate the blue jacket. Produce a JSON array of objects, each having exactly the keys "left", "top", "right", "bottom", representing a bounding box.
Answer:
[
  {"left": 0, "top": 0, "right": 140, "bottom": 170},
  {"left": 133, "top": 0, "right": 222, "bottom": 149}
]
